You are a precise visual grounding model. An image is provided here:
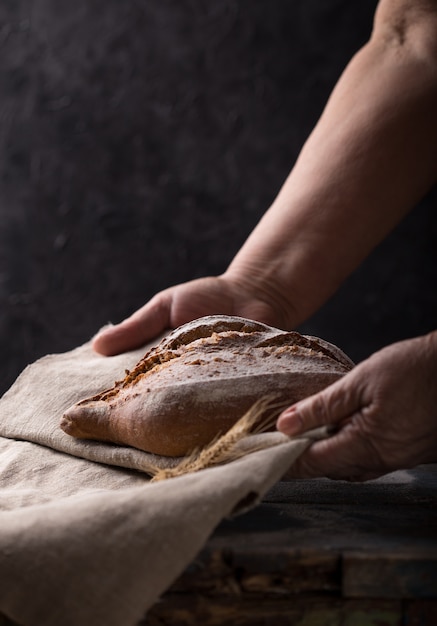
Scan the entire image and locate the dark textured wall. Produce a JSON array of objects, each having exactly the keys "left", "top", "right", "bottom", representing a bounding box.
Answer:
[{"left": 0, "top": 0, "right": 436, "bottom": 395}]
